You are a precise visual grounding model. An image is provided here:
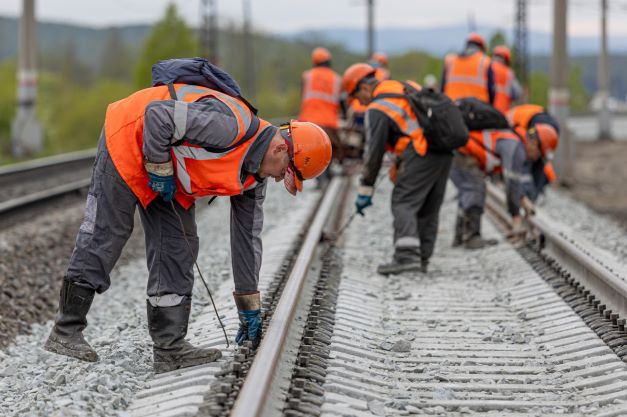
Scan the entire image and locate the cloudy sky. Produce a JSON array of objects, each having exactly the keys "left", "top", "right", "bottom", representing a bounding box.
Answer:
[{"left": 0, "top": 0, "right": 626, "bottom": 37}]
